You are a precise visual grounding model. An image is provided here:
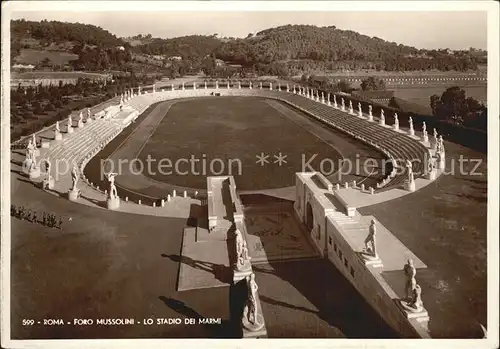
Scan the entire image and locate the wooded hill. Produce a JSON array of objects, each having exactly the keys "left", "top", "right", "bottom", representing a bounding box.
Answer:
[{"left": 11, "top": 20, "right": 486, "bottom": 74}]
